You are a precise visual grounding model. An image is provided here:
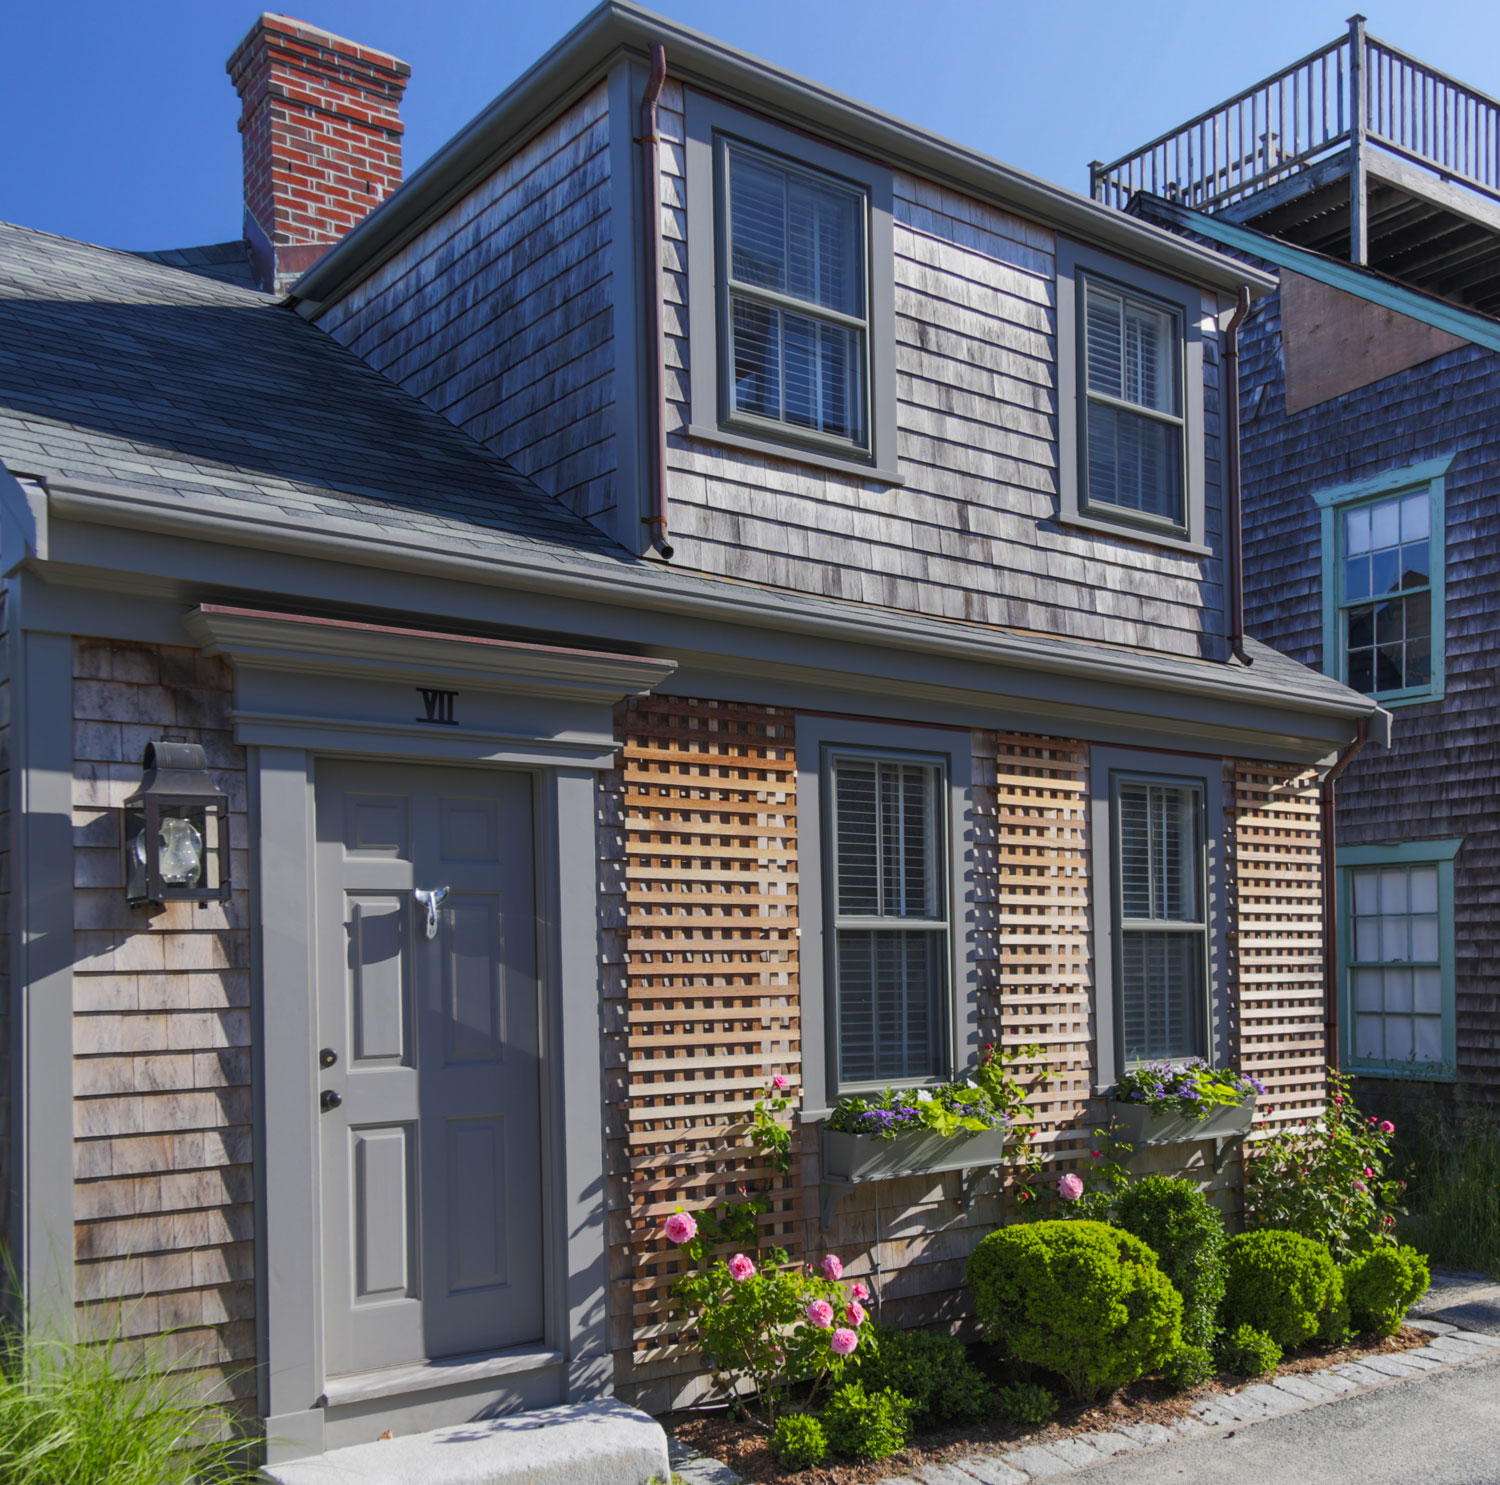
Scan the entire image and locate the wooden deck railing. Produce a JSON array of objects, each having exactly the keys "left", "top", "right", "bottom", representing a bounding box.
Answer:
[{"left": 1091, "top": 17, "right": 1500, "bottom": 225}]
